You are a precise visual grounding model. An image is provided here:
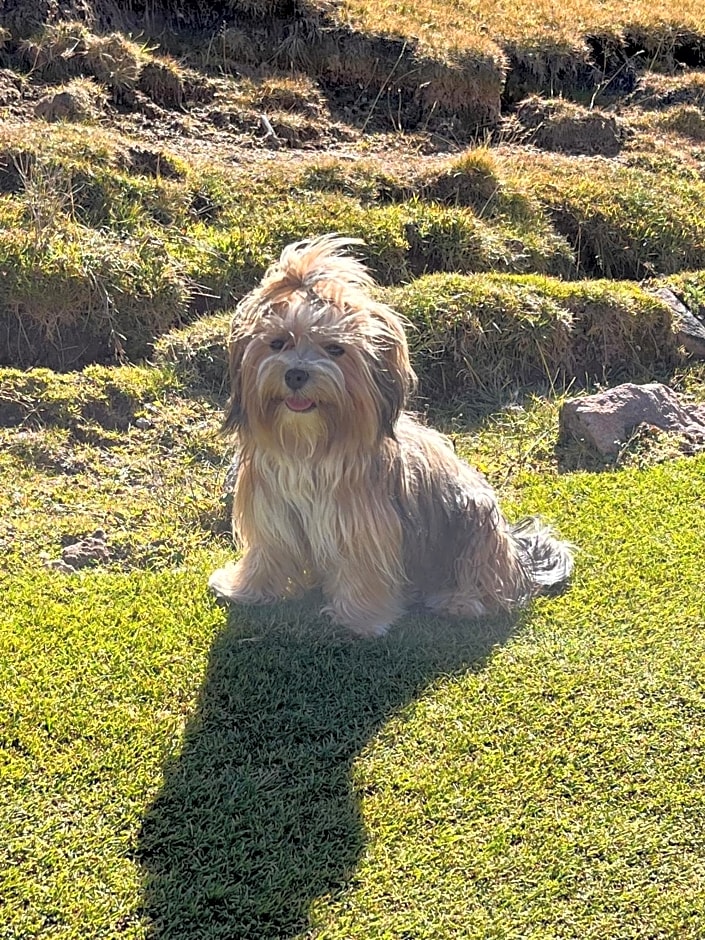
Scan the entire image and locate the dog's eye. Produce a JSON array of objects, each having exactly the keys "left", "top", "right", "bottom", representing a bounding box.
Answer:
[
  {"left": 325, "top": 344, "right": 345, "bottom": 358},
  {"left": 269, "top": 338, "right": 286, "bottom": 350}
]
